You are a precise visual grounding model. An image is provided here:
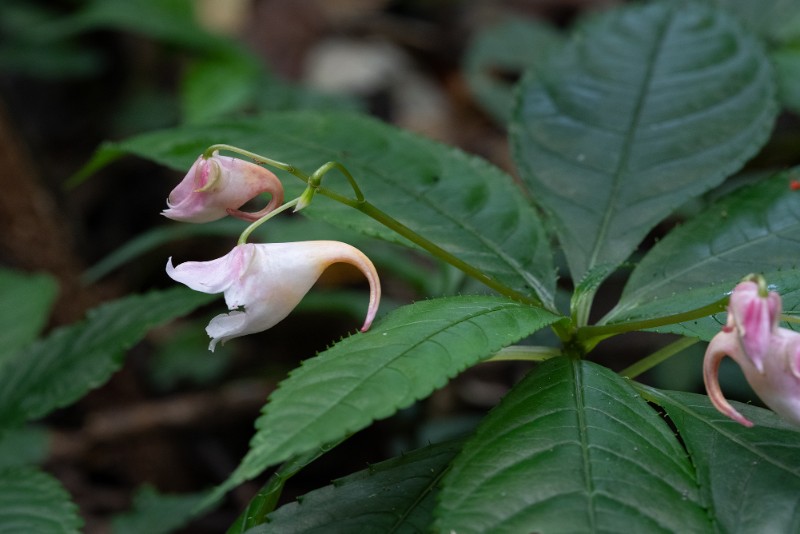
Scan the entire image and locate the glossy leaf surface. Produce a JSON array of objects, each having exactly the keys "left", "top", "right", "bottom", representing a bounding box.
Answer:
[
  {"left": 640, "top": 386, "right": 800, "bottom": 533},
  {"left": 213, "top": 296, "right": 559, "bottom": 500},
  {"left": 436, "top": 357, "right": 709, "bottom": 533},
  {"left": 511, "top": 1, "right": 776, "bottom": 282},
  {"left": 605, "top": 171, "right": 800, "bottom": 339},
  {"left": 247, "top": 439, "right": 462, "bottom": 533}
]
